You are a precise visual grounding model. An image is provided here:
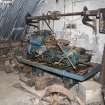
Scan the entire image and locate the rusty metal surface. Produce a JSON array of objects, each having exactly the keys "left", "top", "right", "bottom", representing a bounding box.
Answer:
[
  {"left": 27, "top": 8, "right": 105, "bottom": 21},
  {"left": 16, "top": 56, "right": 101, "bottom": 81}
]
